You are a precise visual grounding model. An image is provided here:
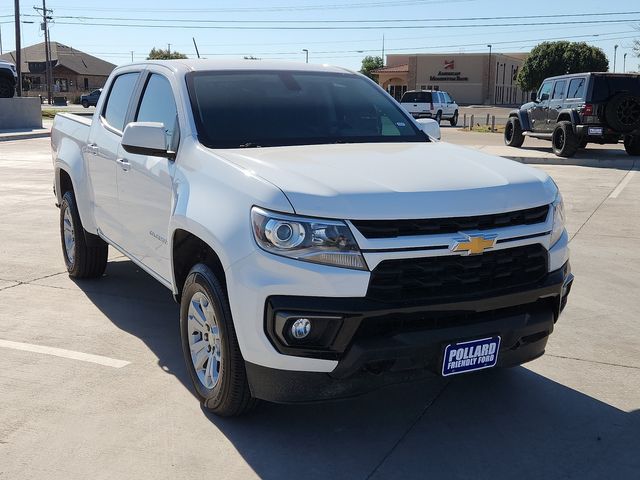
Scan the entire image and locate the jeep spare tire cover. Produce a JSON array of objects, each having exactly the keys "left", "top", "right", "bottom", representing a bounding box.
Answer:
[{"left": 605, "top": 93, "right": 640, "bottom": 133}]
